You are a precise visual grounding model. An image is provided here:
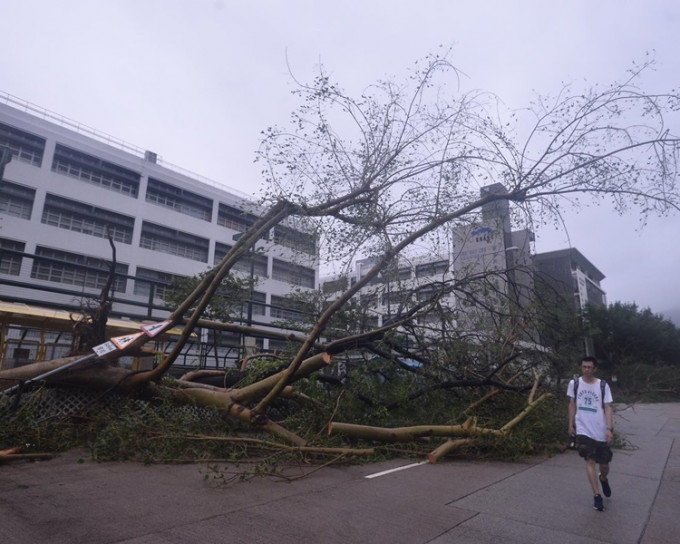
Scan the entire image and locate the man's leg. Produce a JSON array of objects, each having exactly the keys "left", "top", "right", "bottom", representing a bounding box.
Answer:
[
  {"left": 599, "top": 463, "right": 611, "bottom": 497},
  {"left": 585, "top": 458, "right": 601, "bottom": 495},
  {"left": 599, "top": 463, "right": 609, "bottom": 479}
]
